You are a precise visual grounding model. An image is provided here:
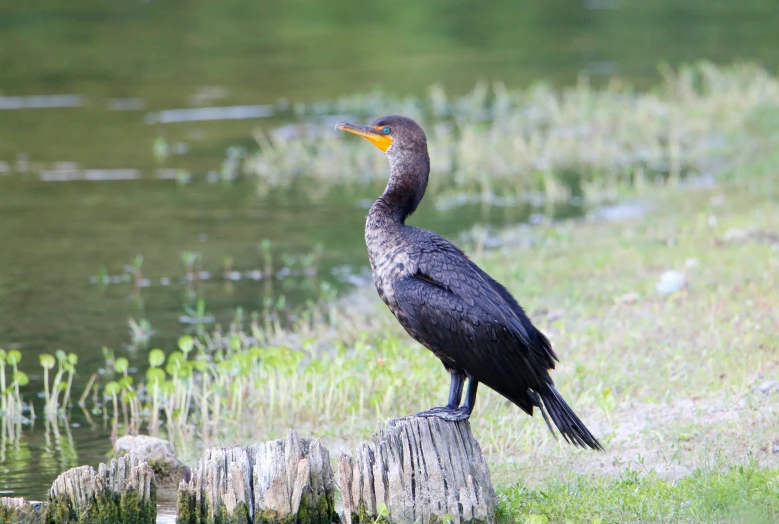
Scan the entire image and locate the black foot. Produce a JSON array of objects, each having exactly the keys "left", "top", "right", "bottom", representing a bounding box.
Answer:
[{"left": 415, "top": 406, "right": 471, "bottom": 422}]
